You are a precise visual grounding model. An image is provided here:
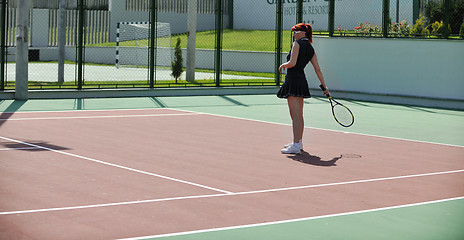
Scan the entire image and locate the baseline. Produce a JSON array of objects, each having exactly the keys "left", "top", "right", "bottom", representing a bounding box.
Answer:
[
  {"left": 1, "top": 169, "right": 462, "bottom": 215},
  {"left": 2, "top": 107, "right": 461, "bottom": 148},
  {"left": 118, "top": 196, "right": 464, "bottom": 240},
  {"left": 171, "top": 108, "right": 464, "bottom": 148}
]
